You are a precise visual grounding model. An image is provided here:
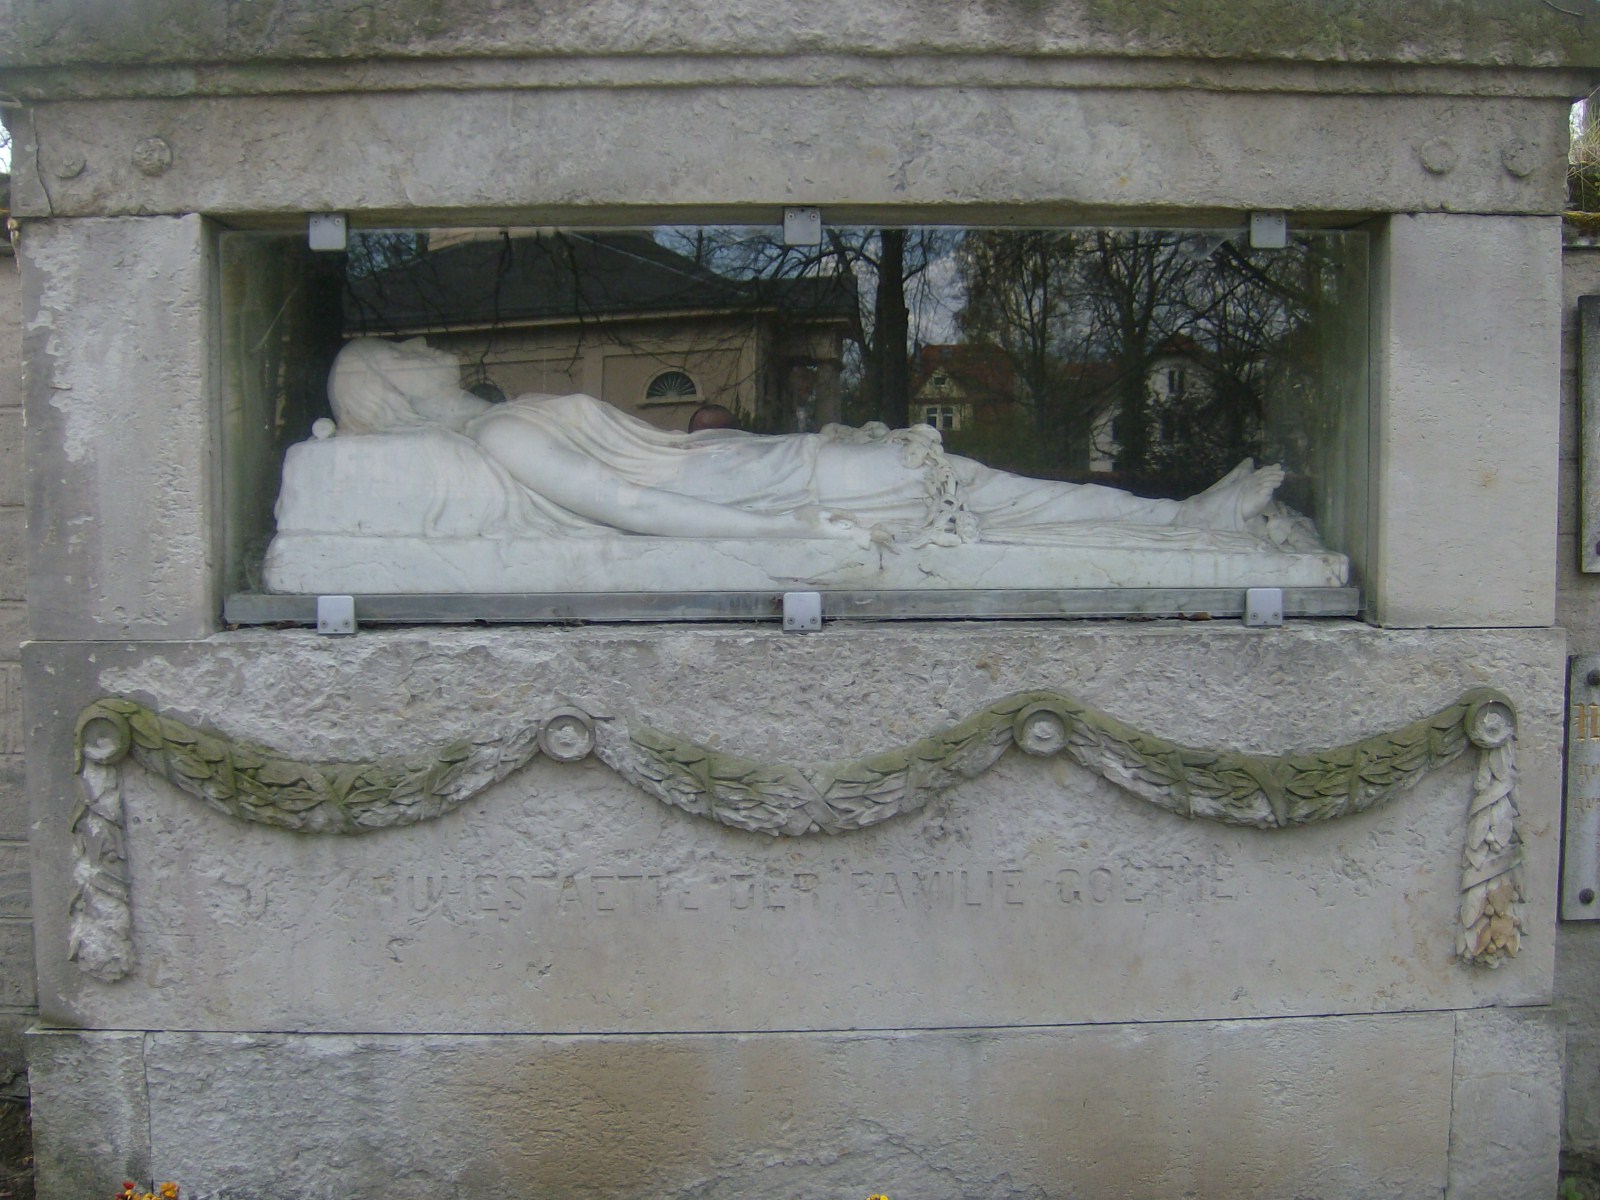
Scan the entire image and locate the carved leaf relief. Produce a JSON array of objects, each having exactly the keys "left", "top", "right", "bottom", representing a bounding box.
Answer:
[{"left": 68, "top": 687, "right": 1522, "bottom": 981}]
